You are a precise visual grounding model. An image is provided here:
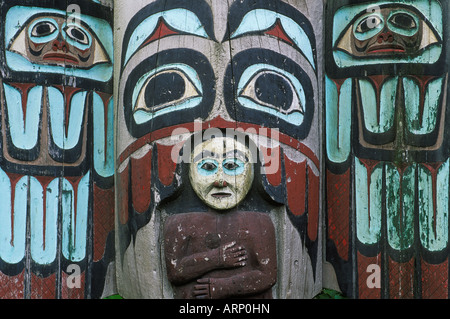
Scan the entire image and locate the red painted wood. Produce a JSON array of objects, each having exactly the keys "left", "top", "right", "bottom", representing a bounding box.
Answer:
[
  {"left": 421, "top": 258, "right": 448, "bottom": 299},
  {"left": 118, "top": 163, "right": 130, "bottom": 225},
  {"left": 131, "top": 151, "right": 152, "bottom": 214},
  {"left": 157, "top": 143, "right": 177, "bottom": 186},
  {"left": 388, "top": 257, "right": 414, "bottom": 299},
  {"left": 357, "top": 253, "right": 381, "bottom": 299},
  {"left": 31, "top": 273, "right": 56, "bottom": 299},
  {"left": 308, "top": 165, "right": 319, "bottom": 242},
  {"left": 284, "top": 156, "right": 306, "bottom": 216},
  {"left": 326, "top": 169, "right": 350, "bottom": 261},
  {"left": 93, "top": 184, "right": 115, "bottom": 262},
  {"left": 259, "top": 145, "right": 282, "bottom": 187}
]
